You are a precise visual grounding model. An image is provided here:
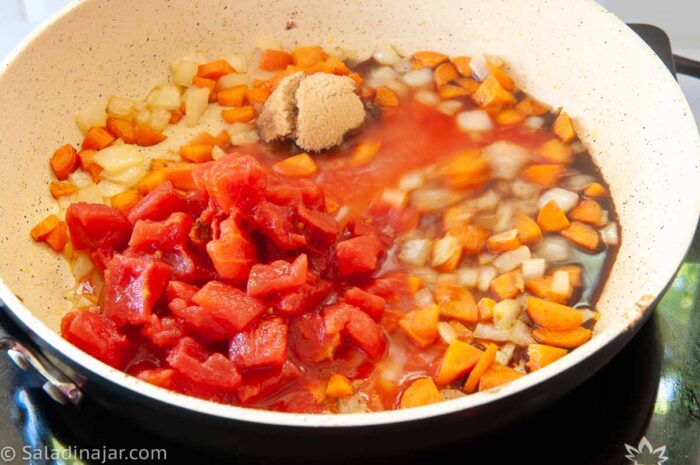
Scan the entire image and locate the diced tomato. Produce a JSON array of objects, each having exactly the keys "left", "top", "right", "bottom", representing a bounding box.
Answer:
[
  {"left": 229, "top": 316, "right": 288, "bottom": 368},
  {"left": 165, "top": 281, "right": 200, "bottom": 303},
  {"left": 141, "top": 314, "right": 185, "bottom": 348},
  {"left": 65, "top": 202, "right": 132, "bottom": 250},
  {"left": 61, "top": 310, "right": 129, "bottom": 368},
  {"left": 128, "top": 212, "right": 193, "bottom": 251},
  {"left": 247, "top": 254, "right": 308, "bottom": 297},
  {"left": 196, "top": 154, "right": 266, "bottom": 212},
  {"left": 289, "top": 313, "right": 341, "bottom": 363},
  {"left": 102, "top": 254, "right": 171, "bottom": 326},
  {"left": 270, "top": 280, "right": 333, "bottom": 315},
  {"left": 265, "top": 174, "right": 324, "bottom": 209},
  {"left": 335, "top": 235, "right": 383, "bottom": 276},
  {"left": 236, "top": 361, "right": 302, "bottom": 404},
  {"left": 168, "top": 298, "right": 230, "bottom": 342},
  {"left": 267, "top": 390, "right": 324, "bottom": 413},
  {"left": 323, "top": 303, "right": 387, "bottom": 359},
  {"left": 127, "top": 181, "right": 188, "bottom": 224},
  {"left": 295, "top": 203, "right": 339, "bottom": 244},
  {"left": 344, "top": 287, "right": 386, "bottom": 322},
  {"left": 166, "top": 337, "right": 241, "bottom": 390},
  {"left": 191, "top": 281, "right": 265, "bottom": 333},
  {"left": 252, "top": 201, "right": 306, "bottom": 250},
  {"left": 159, "top": 245, "right": 215, "bottom": 282},
  {"left": 136, "top": 367, "right": 177, "bottom": 388},
  {"left": 364, "top": 272, "right": 411, "bottom": 305},
  {"left": 206, "top": 216, "right": 257, "bottom": 286}
]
